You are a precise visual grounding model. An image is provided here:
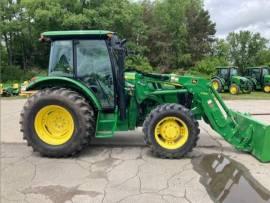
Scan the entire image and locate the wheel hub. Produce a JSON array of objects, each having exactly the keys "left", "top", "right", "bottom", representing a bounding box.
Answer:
[
  {"left": 230, "top": 86, "right": 237, "bottom": 94},
  {"left": 212, "top": 81, "right": 219, "bottom": 90},
  {"left": 34, "top": 105, "right": 74, "bottom": 145},
  {"left": 264, "top": 85, "right": 270, "bottom": 93},
  {"left": 160, "top": 120, "right": 181, "bottom": 140},
  {"left": 155, "top": 117, "right": 189, "bottom": 149}
]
